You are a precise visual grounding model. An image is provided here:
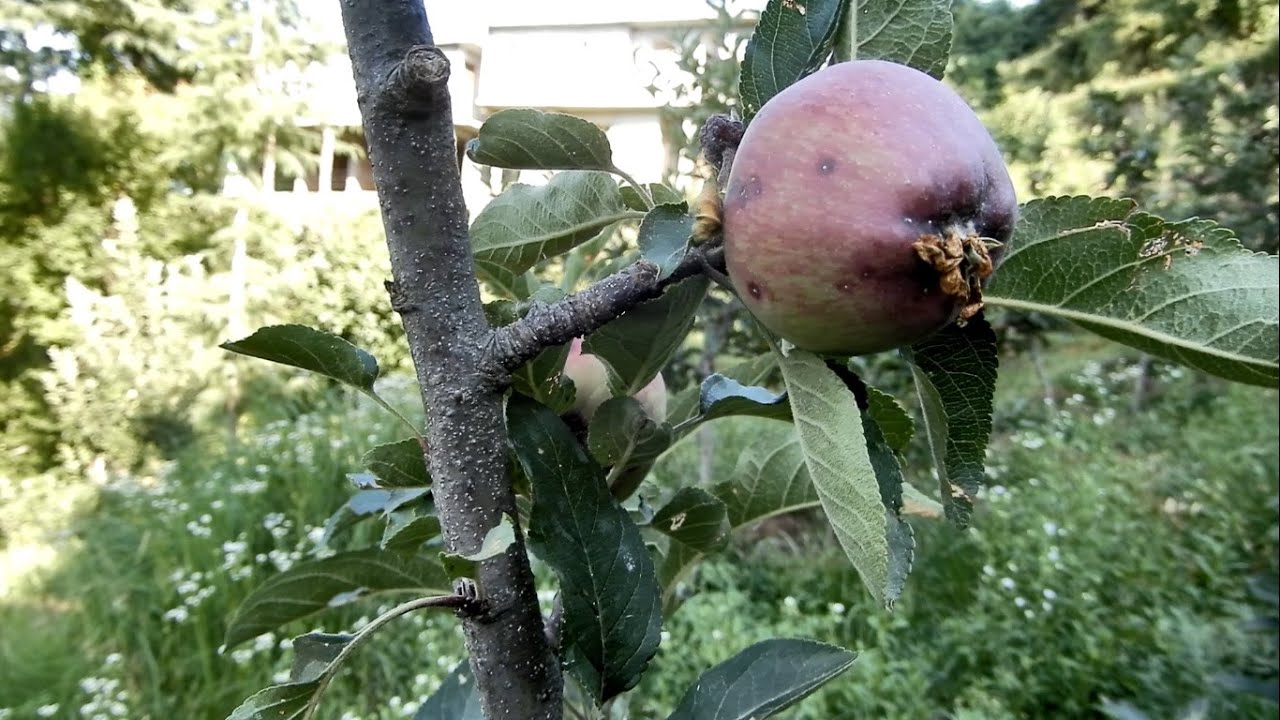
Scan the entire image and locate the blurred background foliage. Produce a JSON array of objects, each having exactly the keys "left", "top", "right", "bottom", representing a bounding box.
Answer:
[{"left": 0, "top": 0, "right": 1276, "bottom": 718}]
